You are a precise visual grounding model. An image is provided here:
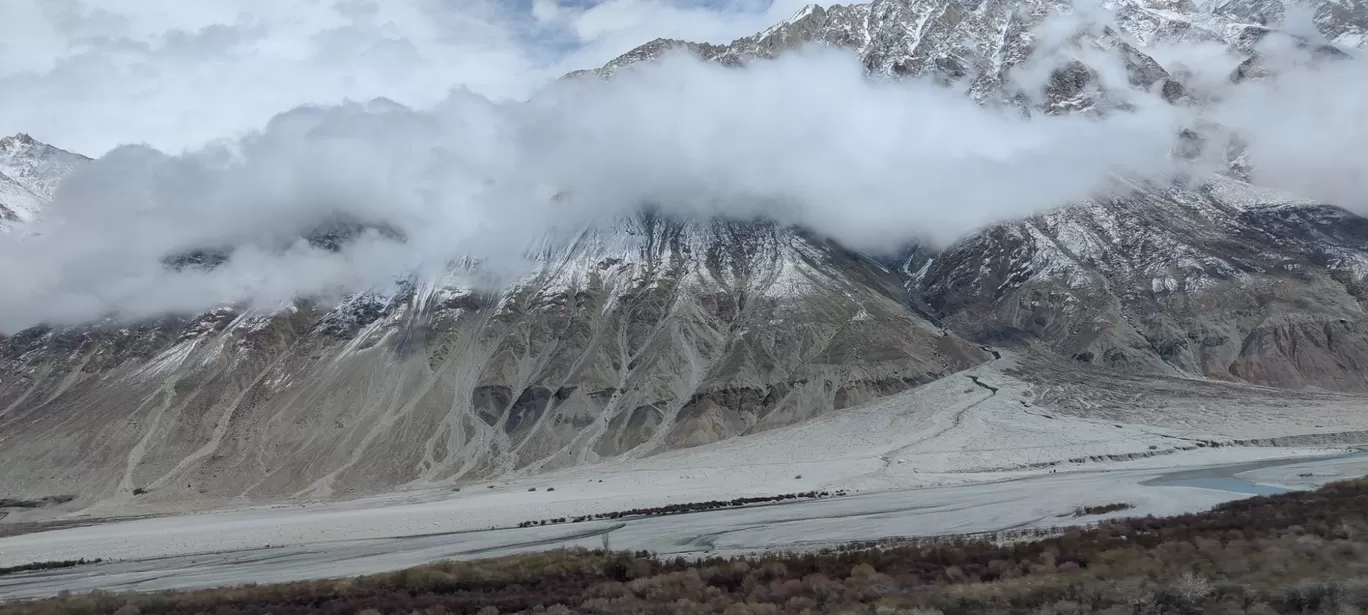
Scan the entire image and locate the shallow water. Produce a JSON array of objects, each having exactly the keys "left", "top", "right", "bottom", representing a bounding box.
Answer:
[
  {"left": 1148, "top": 448, "right": 1368, "bottom": 495},
  {"left": 1162, "top": 477, "right": 1289, "bottom": 495}
]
